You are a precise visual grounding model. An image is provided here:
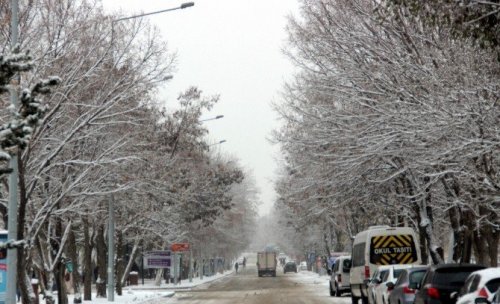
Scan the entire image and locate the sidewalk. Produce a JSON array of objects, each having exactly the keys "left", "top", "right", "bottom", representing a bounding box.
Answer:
[{"left": 21, "top": 270, "right": 234, "bottom": 304}]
